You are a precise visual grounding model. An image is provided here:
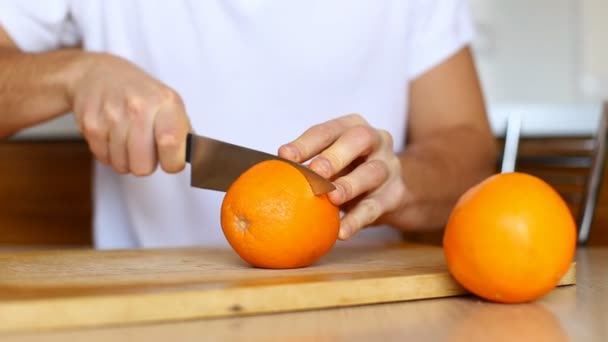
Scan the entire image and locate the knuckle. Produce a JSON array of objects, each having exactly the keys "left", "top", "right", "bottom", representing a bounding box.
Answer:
[
  {"left": 351, "top": 125, "right": 376, "bottom": 146},
  {"left": 125, "top": 96, "right": 147, "bottom": 121},
  {"left": 82, "top": 118, "right": 104, "bottom": 141},
  {"left": 322, "top": 150, "right": 344, "bottom": 171},
  {"left": 367, "top": 159, "right": 390, "bottom": 184},
  {"left": 159, "top": 87, "right": 182, "bottom": 106},
  {"left": 103, "top": 105, "right": 122, "bottom": 127},
  {"left": 78, "top": 102, "right": 97, "bottom": 118},
  {"left": 345, "top": 113, "right": 367, "bottom": 125},
  {"left": 329, "top": 117, "right": 346, "bottom": 131},
  {"left": 157, "top": 133, "right": 179, "bottom": 150},
  {"left": 378, "top": 129, "right": 394, "bottom": 147},
  {"left": 360, "top": 198, "right": 383, "bottom": 221}
]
